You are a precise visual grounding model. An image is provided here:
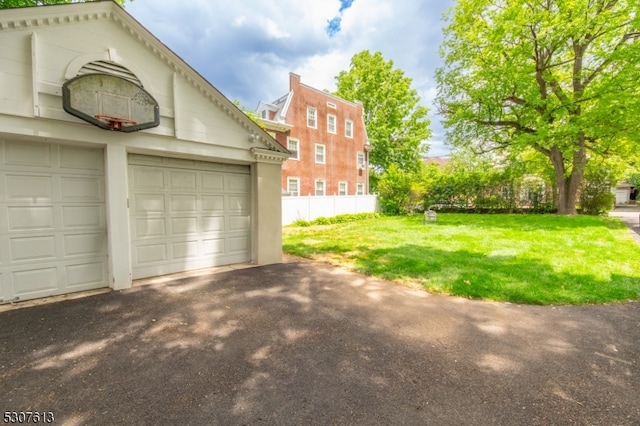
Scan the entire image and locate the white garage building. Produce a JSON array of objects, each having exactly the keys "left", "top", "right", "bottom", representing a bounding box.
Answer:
[{"left": 0, "top": 2, "right": 289, "bottom": 303}]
